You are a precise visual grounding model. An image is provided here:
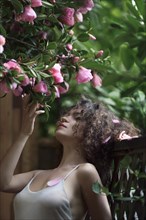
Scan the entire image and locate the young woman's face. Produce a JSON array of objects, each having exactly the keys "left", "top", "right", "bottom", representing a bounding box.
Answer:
[{"left": 55, "top": 108, "right": 82, "bottom": 143}]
